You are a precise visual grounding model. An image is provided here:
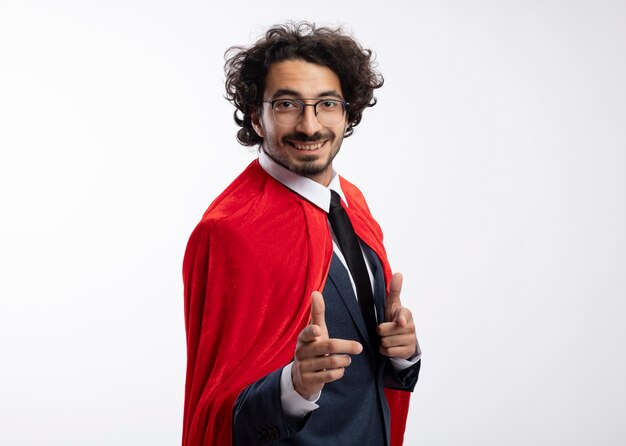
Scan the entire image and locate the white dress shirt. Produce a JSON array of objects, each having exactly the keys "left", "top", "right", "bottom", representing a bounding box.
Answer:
[{"left": 258, "top": 150, "right": 420, "bottom": 419}]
